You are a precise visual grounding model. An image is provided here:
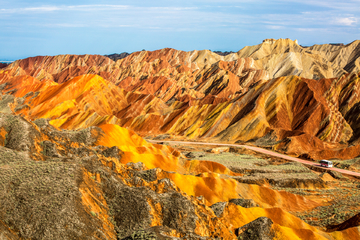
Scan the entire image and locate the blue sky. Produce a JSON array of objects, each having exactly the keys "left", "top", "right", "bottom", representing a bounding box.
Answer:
[{"left": 1, "top": 0, "right": 360, "bottom": 60}]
